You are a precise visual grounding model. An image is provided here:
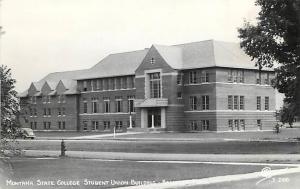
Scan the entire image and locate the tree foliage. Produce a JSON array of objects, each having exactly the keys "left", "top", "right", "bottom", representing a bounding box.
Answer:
[
  {"left": 238, "top": 0, "right": 300, "bottom": 123},
  {"left": 0, "top": 64, "right": 19, "bottom": 132}
]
